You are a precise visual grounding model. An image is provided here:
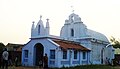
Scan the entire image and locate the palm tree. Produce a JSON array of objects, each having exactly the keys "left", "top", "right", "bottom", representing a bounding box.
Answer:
[{"left": 110, "top": 36, "right": 120, "bottom": 48}]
